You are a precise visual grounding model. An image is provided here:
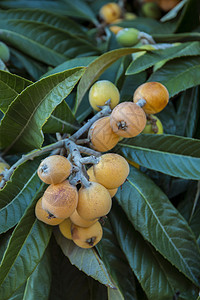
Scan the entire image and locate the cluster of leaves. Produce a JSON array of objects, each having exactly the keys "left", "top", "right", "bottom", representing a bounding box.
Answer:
[{"left": 0, "top": 0, "right": 200, "bottom": 299}]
